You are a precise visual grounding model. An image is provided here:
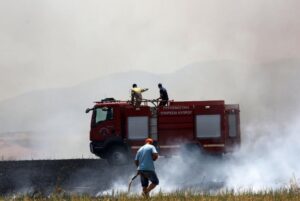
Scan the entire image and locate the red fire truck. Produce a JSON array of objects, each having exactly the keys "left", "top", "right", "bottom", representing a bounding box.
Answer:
[{"left": 86, "top": 98, "right": 240, "bottom": 165}]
